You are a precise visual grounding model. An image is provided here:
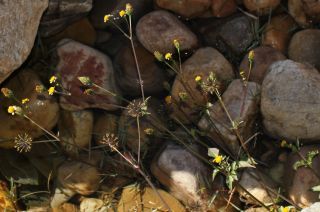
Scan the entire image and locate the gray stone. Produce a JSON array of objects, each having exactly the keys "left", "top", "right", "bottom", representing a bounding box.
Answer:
[
  {"left": 0, "top": 0, "right": 48, "bottom": 83},
  {"left": 302, "top": 202, "right": 320, "bottom": 212},
  {"left": 261, "top": 60, "right": 320, "bottom": 142}
]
